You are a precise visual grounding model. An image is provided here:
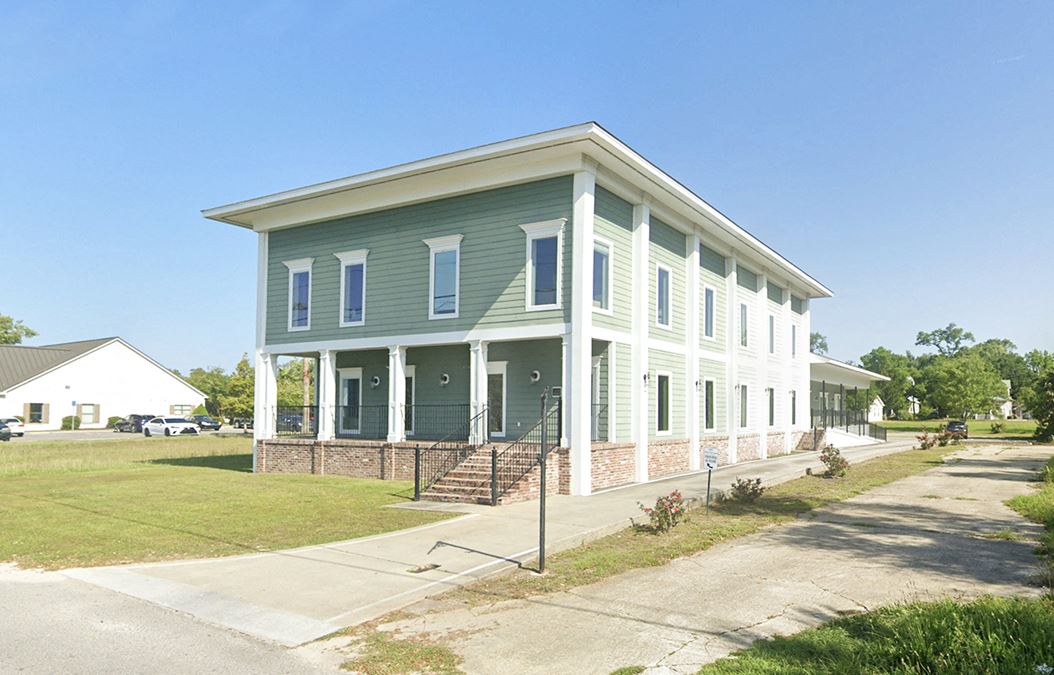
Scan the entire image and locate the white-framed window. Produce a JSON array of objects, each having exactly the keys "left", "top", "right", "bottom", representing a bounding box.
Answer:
[
  {"left": 592, "top": 238, "right": 612, "bottom": 313},
  {"left": 703, "top": 286, "right": 716, "bottom": 340},
  {"left": 790, "top": 390, "right": 797, "bottom": 425},
  {"left": 739, "top": 302, "right": 748, "bottom": 347},
  {"left": 283, "top": 258, "right": 314, "bottom": 331},
  {"left": 791, "top": 323, "right": 798, "bottom": 357},
  {"left": 703, "top": 378, "right": 716, "bottom": 431},
  {"left": 768, "top": 315, "right": 776, "bottom": 354},
  {"left": 520, "top": 219, "right": 565, "bottom": 311},
  {"left": 338, "top": 367, "right": 363, "bottom": 435},
  {"left": 80, "top": 404, "right": 98, "bottom": 425},
  {"left": 767, "top": 387, "right": 775, "bottom": 426},
  {"left": 424, "top": 235, "right": 462, "bottom": 319},
  {"left": 739, "top": 384, "right": 749, "bottom": 428},
  {"left": 171, "top": 404, "right": 193, "bottom": 416},
  {"left": 487, "top": 361, "right": 508, "bottom": 438},
  {"left": 335, "top": 249, "right": 368, "bottom": 327},
  {"left": 656, "top": 264, "right": 672, "bottom": 328},
  {"left": 656, "top": 371, "right": 671, "bottom": 435}
]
